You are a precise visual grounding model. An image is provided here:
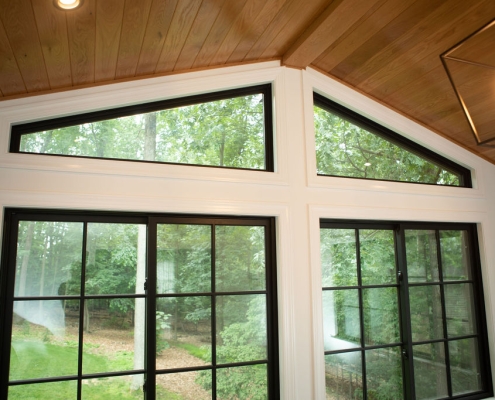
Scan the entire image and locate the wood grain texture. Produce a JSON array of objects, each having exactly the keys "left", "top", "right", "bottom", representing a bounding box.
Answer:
[
  {"left": 227, "top": 0, "right": 287, "bottom": 63},
  {"left": 174, "top": 0, "right": 226, "bottom": 71},
  {"left": 0, "top": 19, "right": 26, "bottom": 95},
  {"left": 313, "top": 0, "right": 412, "bottom": 72},
  {"left": 115, "top": 0, "right": 153, "bottom": 78},
  {"left": 283, "top": 0, "right": 380, "bottom": 68},
  {"left": 0, "top": 0, "right": 50, "bottom": 91},
  {"left": 67, "top": 0, "right": 96, "bottom": 85},
  {"left": 95, "top": 0, "right": 125, "bottom": 82},
  {"left": 208, "top": 0, "right": 266, "bottom": 66},
  {"left": 135, "top": 0, "right": 177, "bottom": 76},
  {"left": 192, "top": 0, "right": 247, "bottom": 68},
  {"left": 155, "top": 0, "right": 202, "bottom": 73}
]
